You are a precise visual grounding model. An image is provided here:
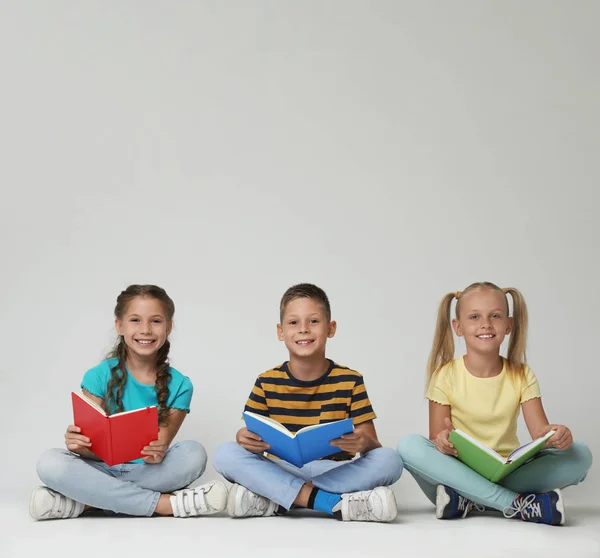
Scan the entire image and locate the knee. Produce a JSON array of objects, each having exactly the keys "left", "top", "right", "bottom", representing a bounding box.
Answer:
[
  {"left": 212, "top": 441, "right": 244, "bottom": 475},
  {"left": 569, "top": 442, "right": 593, "bottom": 478},
  {"left": 173, "top": 440, "right": 207, "bottom": 480},
  {"left": 397, "top": 433, "right": 430, "bottom": 465},
  {"left": 371, "top": 447, "right": 404, "bottom": 482},
  {"left": 36, "top": 448, "right": 70, "bottom": 487}
]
